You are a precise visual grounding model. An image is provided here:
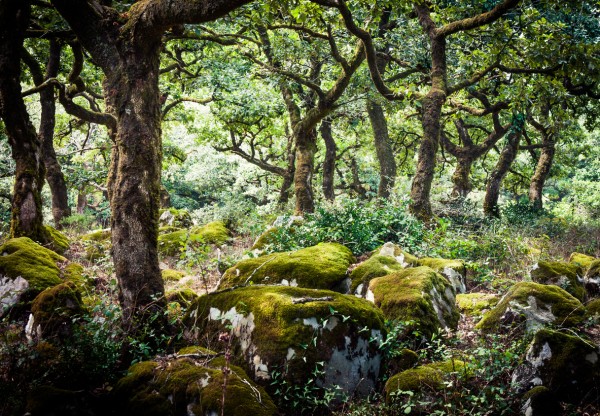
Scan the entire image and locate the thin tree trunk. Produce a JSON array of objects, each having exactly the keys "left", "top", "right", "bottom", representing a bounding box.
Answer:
[
  {"left": 320, "top": 119, "right": 336, "bottom": 201},
  {"left": 40, "top": 40, "right": 71, "bottom": 227},
  {"left": 294, "top": 126, "right": 317, "bottom": 214},
  {"left": 76, "top": 191, "right": 87, "bottom": 214},
  {"left": 367, "top": 100, "right": 396, "bottom": 199},
  {"left": 0, "top": 1, "right": 48, "bottom": 242},
  {"left": 528, "top": 139, "right": 555, "bottom": 210},
  {"left": 484, "top": 123, "right": 524, "bottom": 217}
]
